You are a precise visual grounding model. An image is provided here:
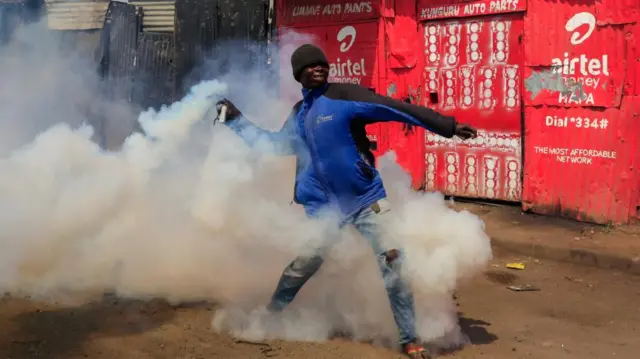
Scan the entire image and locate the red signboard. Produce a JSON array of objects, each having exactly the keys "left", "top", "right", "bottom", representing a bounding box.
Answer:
[
  {"left": 523, "top": 6, "right": 625, "bottom": 107},
  {"left": 417, "top": 0, "right": 527, "bottom": 21},
  {"left": 419, "top": 14, "right": 525, "bottom": 201},
  {"left": 277, "top": 0, "right": 381, "bottom": 27},
  {"left": 522, "top": 97, "right": 640, "bottom": 224},
  {"left": 279, "top": 22, "right": 379, "bottom": 90}
]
